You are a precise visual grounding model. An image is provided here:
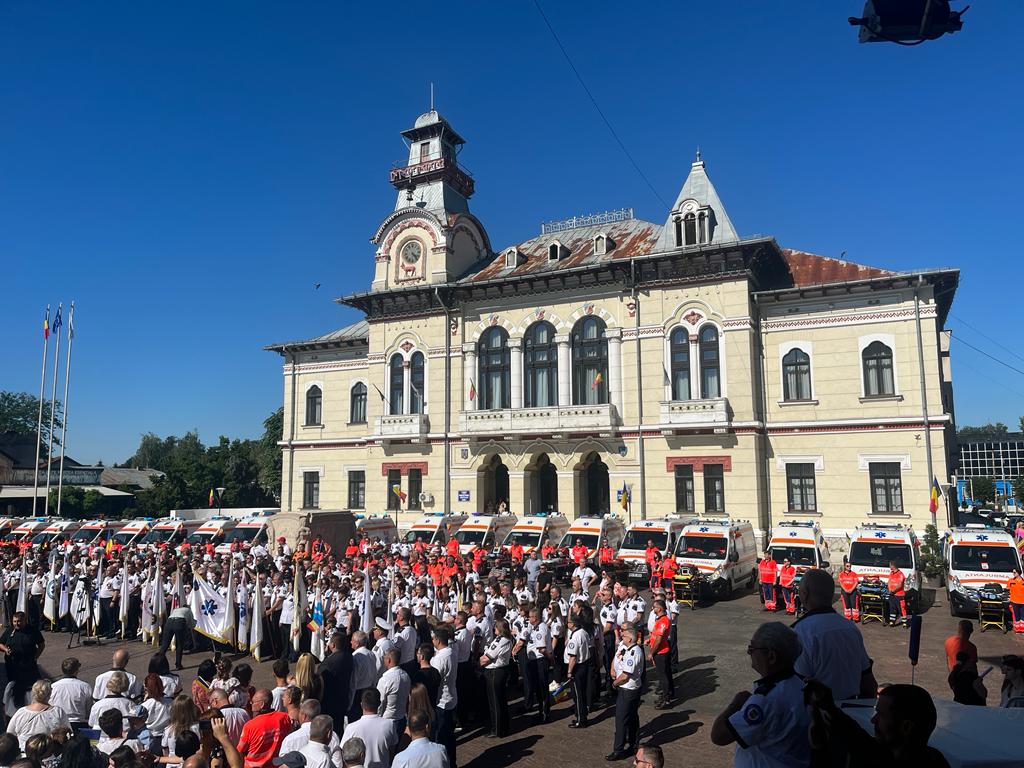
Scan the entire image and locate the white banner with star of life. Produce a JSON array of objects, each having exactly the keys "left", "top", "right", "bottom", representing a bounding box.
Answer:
[{"left": 189, "top": 573, "right": 228, "bottom": 644}]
